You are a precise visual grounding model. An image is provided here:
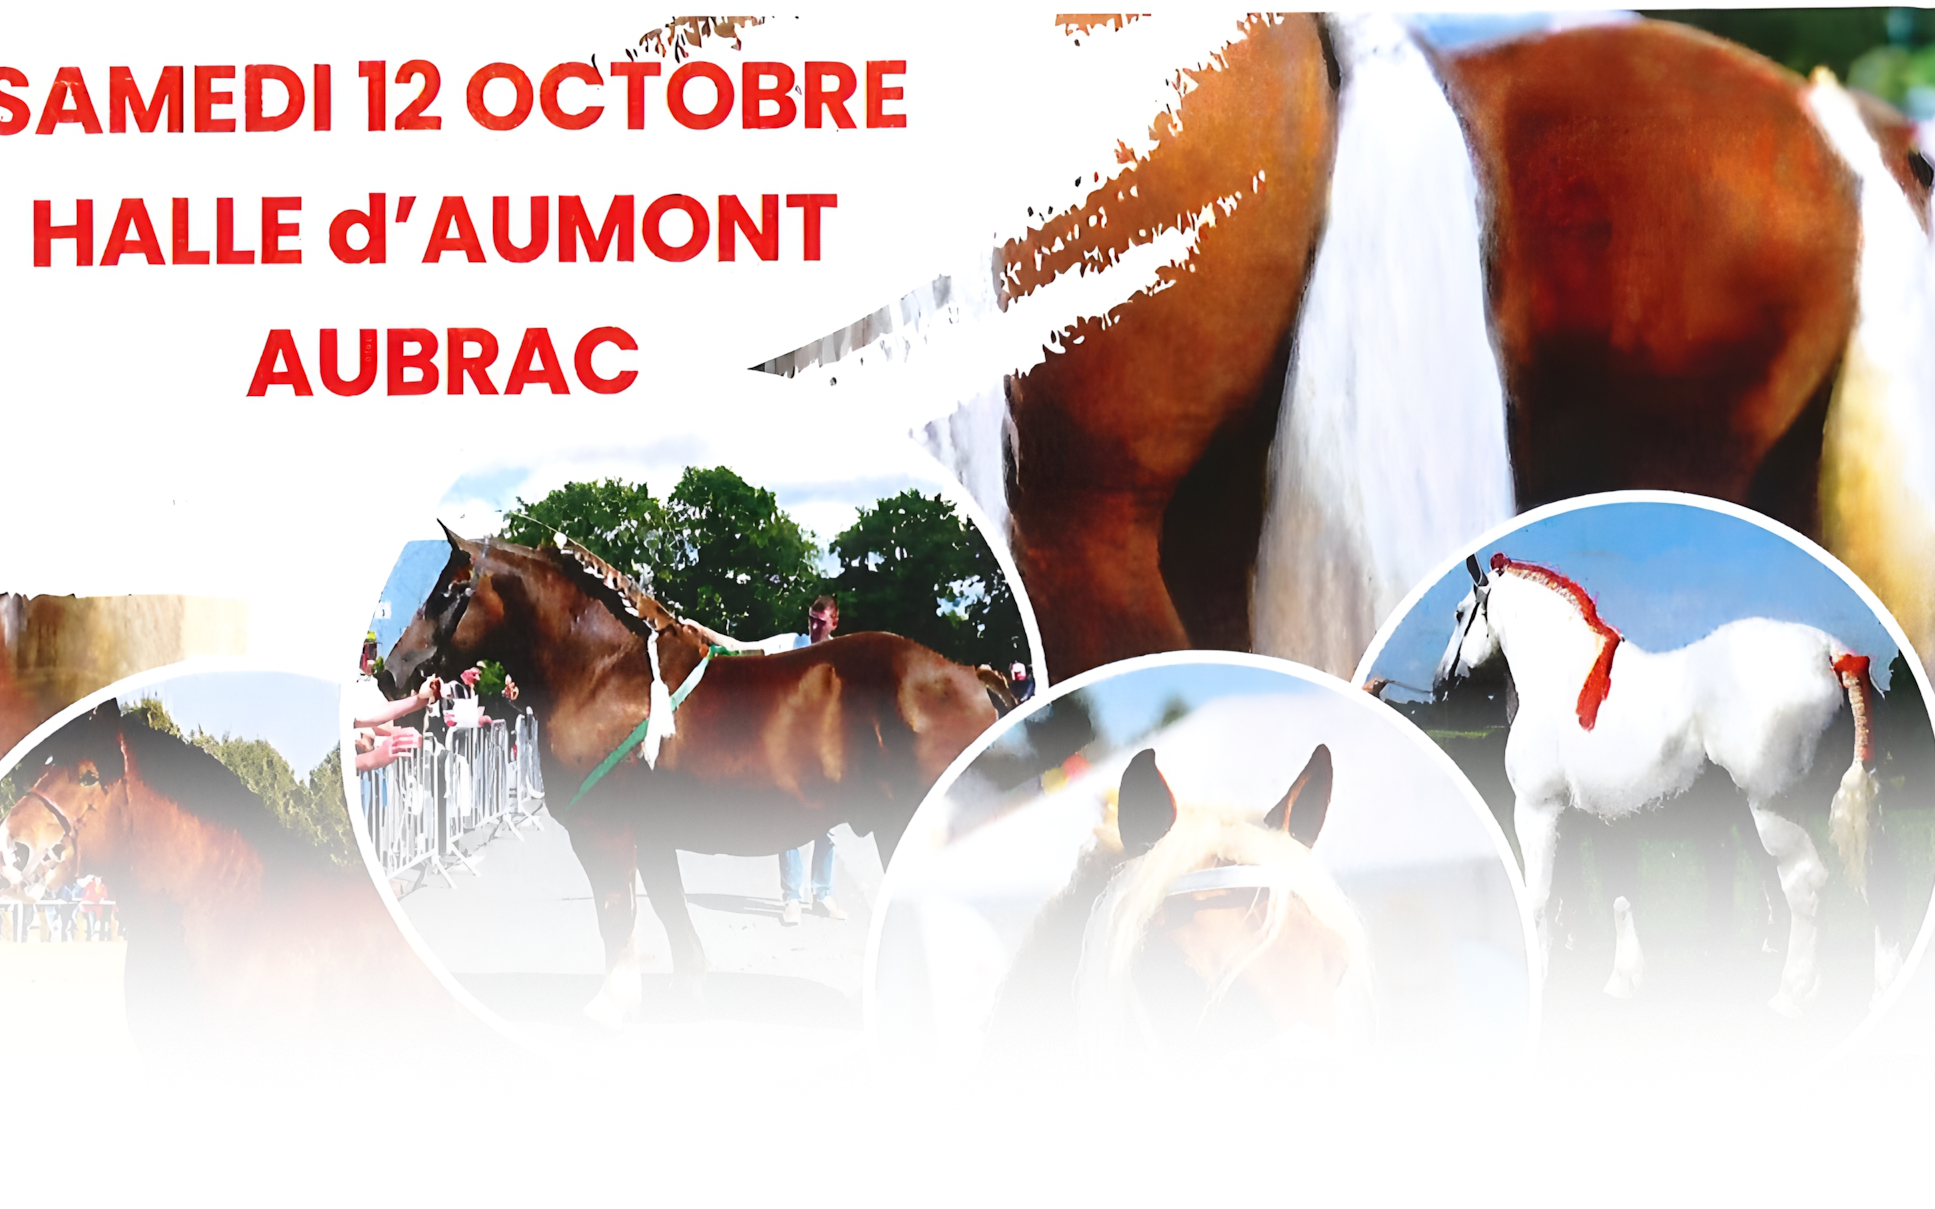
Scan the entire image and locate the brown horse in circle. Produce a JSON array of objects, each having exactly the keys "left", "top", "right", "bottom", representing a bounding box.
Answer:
[
  {"left": 3, "top": 701, "right": 468, "bottom": 1054},
  {"left": 380, "top": 528, "right": 1009, "bottom": 1025}
]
